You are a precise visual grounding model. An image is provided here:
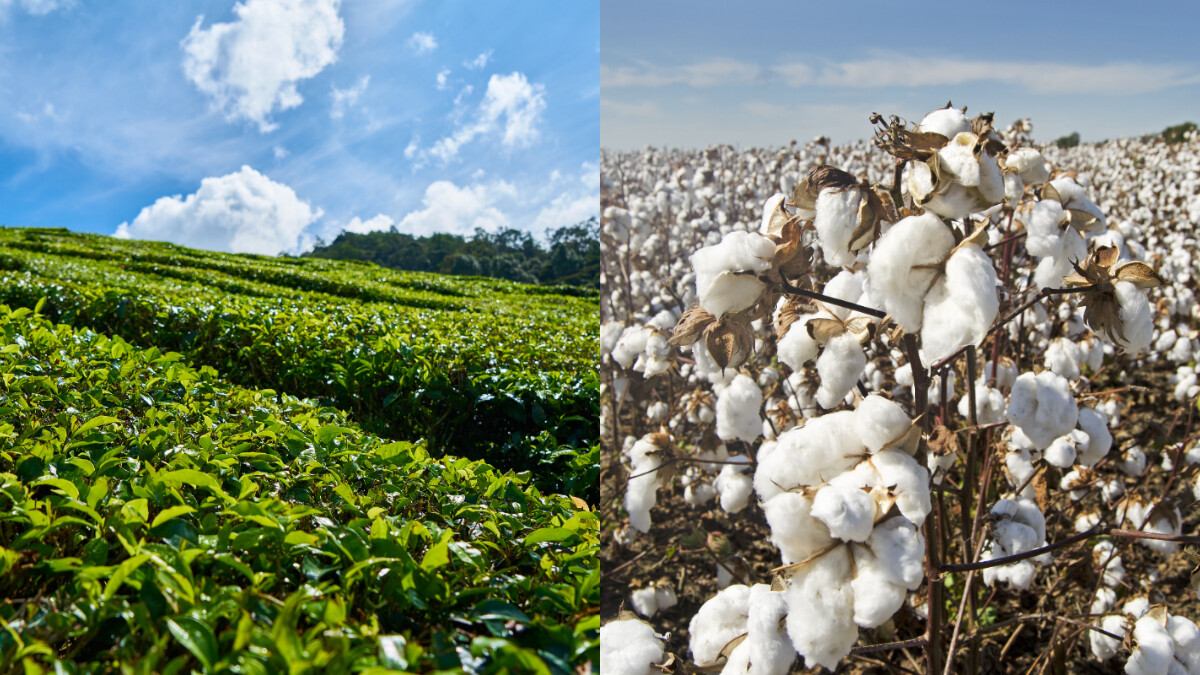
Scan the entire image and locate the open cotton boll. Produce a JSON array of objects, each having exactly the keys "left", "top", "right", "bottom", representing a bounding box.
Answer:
[
  {"left": 684, "top": 481, "right": 717, "bottom": 507},
  {"left": 1115, "top": 280, "right": 1154, "bottom": 353},
  {"left": 917, "top": 107, "right": 972, "bottom": 139},
  {"left": 626, "top": 437, "right": 666, "bottom": 532},
  {"left": 865, "top": 212, "right": 954, "bottom": 332},
  {"left": 762, "top": 492, "right": 835, "bottom": 565},
  {"left": 1003, "top": 171, "right": 1024, "bottom": 204},
  {"left": 1127, "top": 614, "right": 1175, "bottom": 675},
  {"left": 816, "top": 333, "right": 867, "bottom": 409},
  {"left": 958, "top": 383, "right": 1007, "bottom": 425},
  {"left": 1077, "top": 406, "right": 1113, "bottom": 467},
  {"left": 850, "top": 544, "right": 910, "bottom": 628},
  {"left": 630, "top": 587, "right": 660, "bottom": 618},
  {"left": 691, "top": 231, "right": 775, "bottom": 318},
  {"left": 1006, "top": 371, "right": 1079, "bottom": 450},
  {"left": 869, "top": 449, "right": 932, "bottom": 526},
  {"left": 776, "top": 316, "right": 819, "bottom": 371},
  {"left": 981, "top": 498, "right": 1048, "bottom": 590},
  {"left": 715, "top": 456, "right": 753, "bottom": 513},
  {"left": 600, "top": 618, "right": 665, "bottom": 675},
  {"left": 613, "top": 326, "right": 651, "bottom": 369},
  {"left": 1006, "top": 148, "right": 1050, "bottom": 185},
  {"left": 921, "top": 242, "right": 1000, "bottom": 363},
  {"left": 1094, "top": 541, "right": 1126, "bottom": 588},
  {"left": 1045, "top": 338, "right": 1083, "bottom": 381},
  {"left": 1049, "top": 176, "right": 1105, "bottom": 229},
  {"left": 1120, "top": 445, "right": 1147, "bottom": 477},
  {"left": 855, "top": 395, "right": 913, "bottom": 453},
  {"left": 1093, "top": 588, "right": 1119, "bottom": 616},
  {"left": 1044, "top": 434, "right": 1077, "bottom": 468},
  {"left": 760, "top": 193, "right": 786, "bottom": 235},
  {"left": 753, "top": 412, "right": 864, "bottom": 501},
  {"left": 689, "top": 584, "right": 752, "bottom": 667},
  {"left": 867, "top": 517, "right": 926, "bottom": 590},
  {"left": 811, "top": 484, "right": 877, "bottom": 542},
  {"left": 1167, "top": 615, "right": 1200, "bottom": 674},
  {"left": 823, "top": 270, "right": 865, "bottom": 321},
  {"left": 717, "top": 374, "right": 763, "bottom": 443},
  {"left": 785, "top": 545, "right": 857, "bottom": 671},
  {"left": 814, "top": 187, "right": 864, "bottom": 267},
  {"left": 734, "top": 584, "right": 795, "bottom": 675},
  {"left": 1090, "top": 614, "right": 1128, "bottom": 661},
  {"left": 601, "top": 321, "right": 626, "bottom": 357},
  {"left": 1025, "top": 200, "right": 1070, "bottom": 258}
]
